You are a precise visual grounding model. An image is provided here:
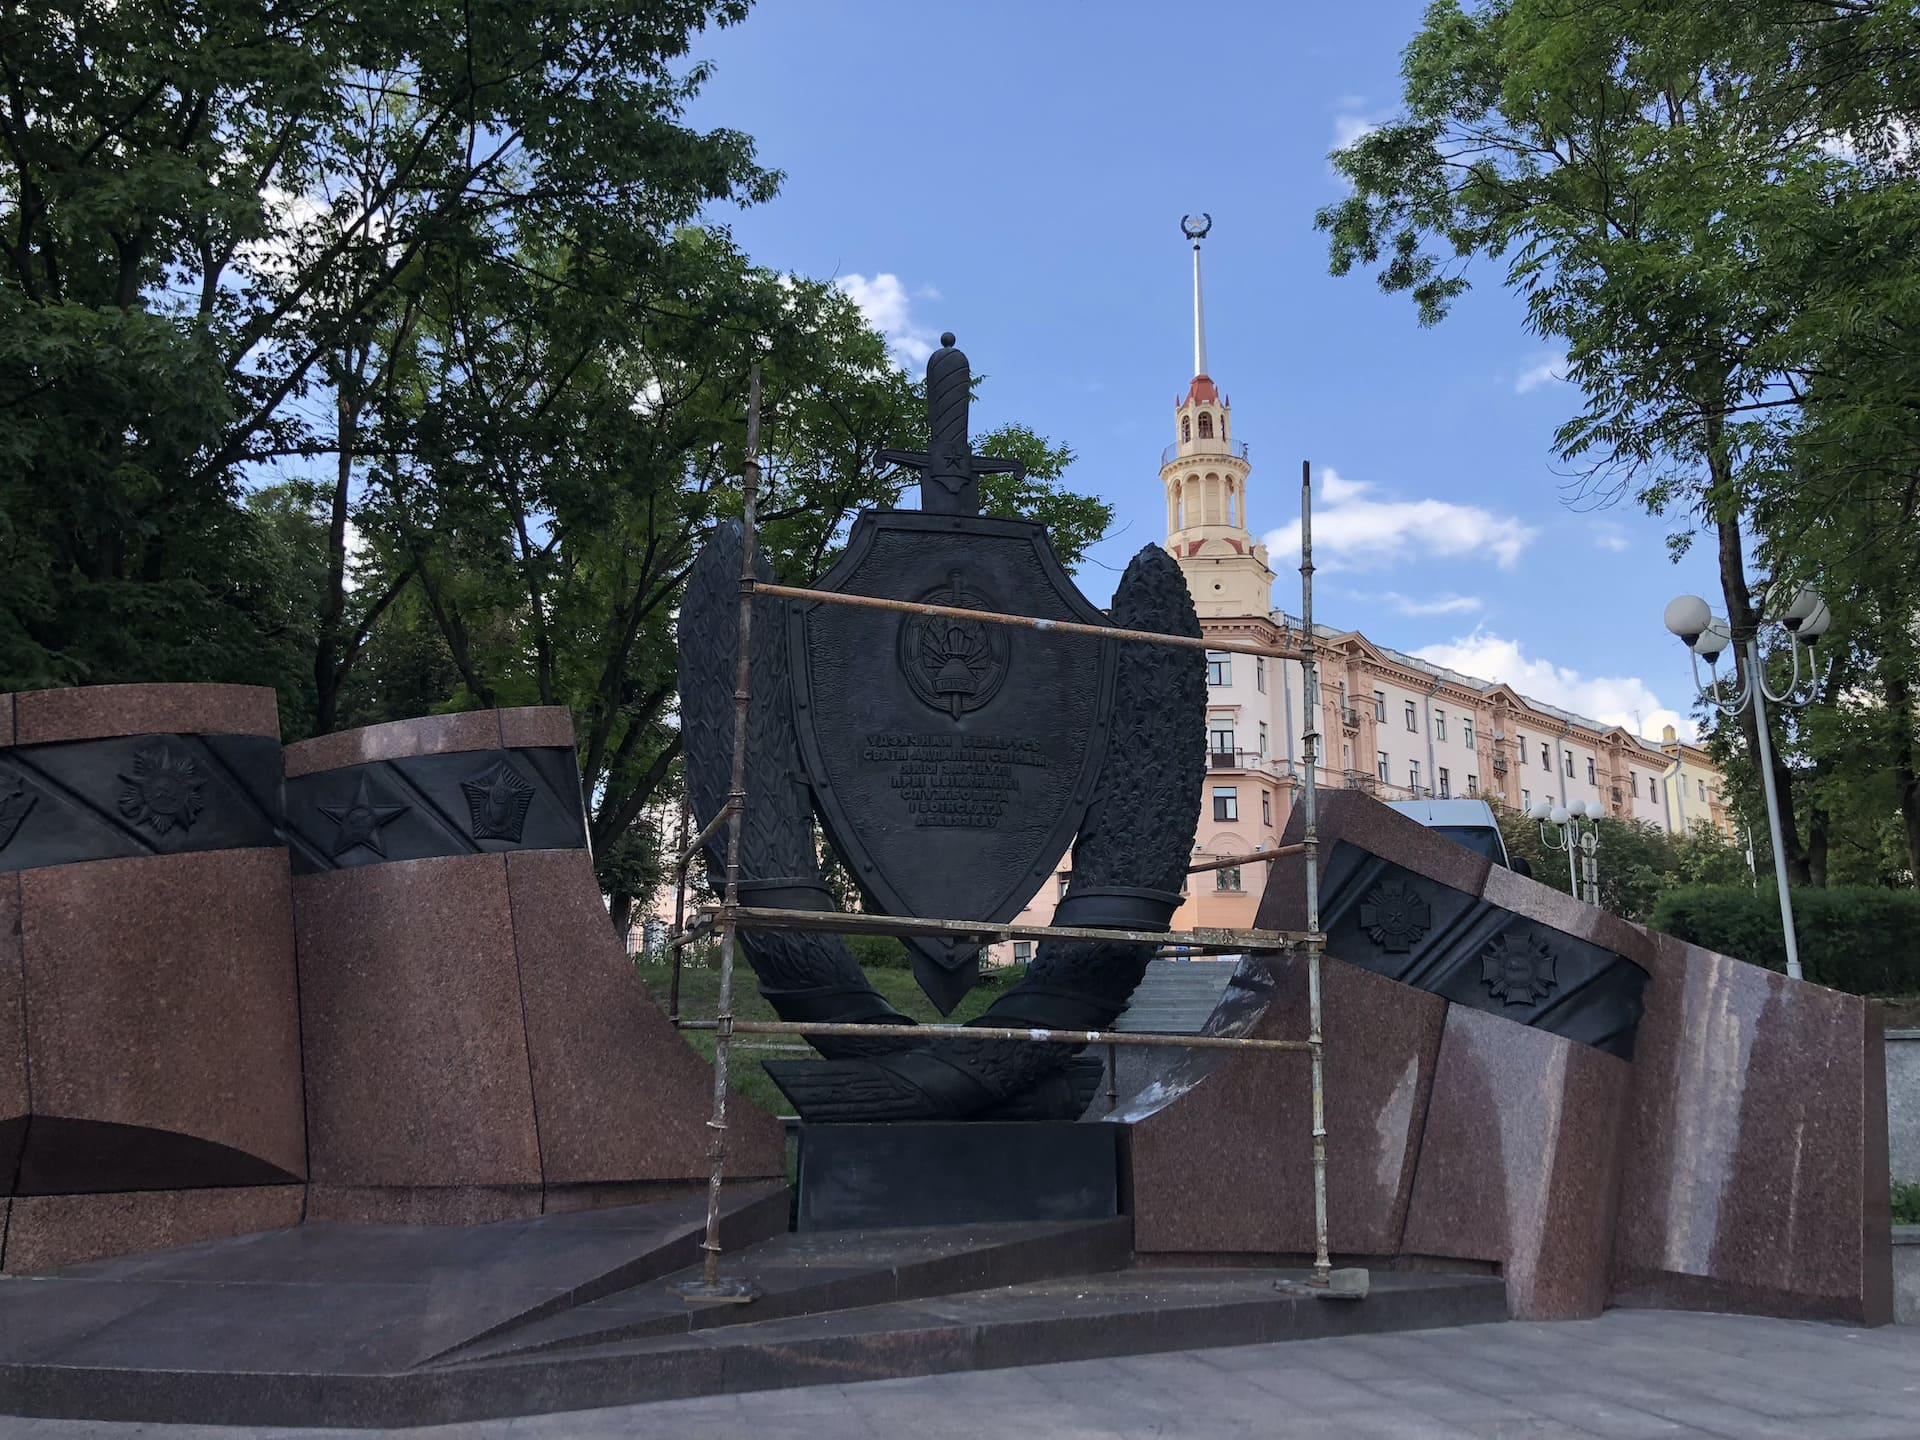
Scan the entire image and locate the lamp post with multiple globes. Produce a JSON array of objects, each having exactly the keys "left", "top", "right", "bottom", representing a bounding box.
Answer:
[
  {"left": 1528, "top": 796, "right": 1603, "bottom": 904},
  {"left": 1662, "top": 585, "right": 1831, "bottom": 981}
]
